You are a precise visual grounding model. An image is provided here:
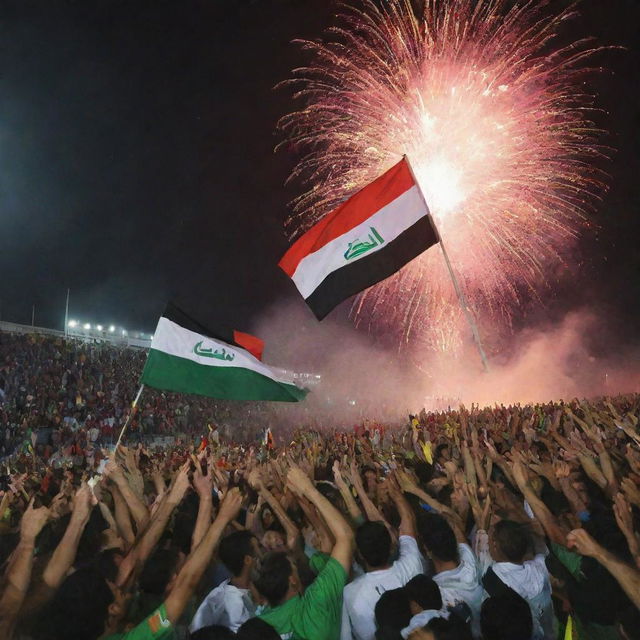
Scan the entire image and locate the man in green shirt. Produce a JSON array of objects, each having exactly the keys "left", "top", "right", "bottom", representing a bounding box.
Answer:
[{"left": 256, "top": 466, "right": 354, "bottom": 640}]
